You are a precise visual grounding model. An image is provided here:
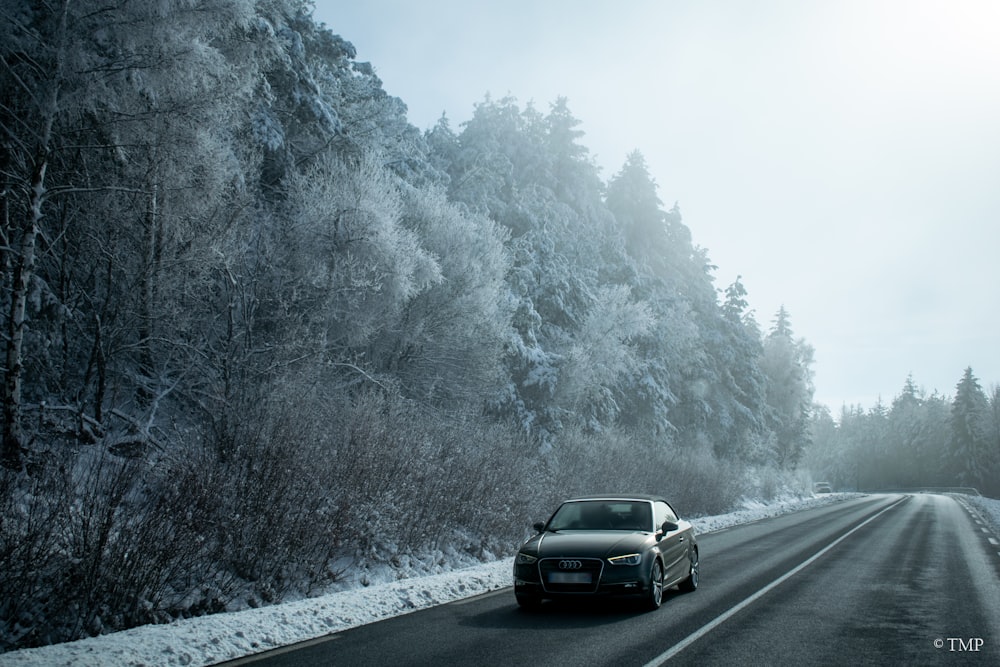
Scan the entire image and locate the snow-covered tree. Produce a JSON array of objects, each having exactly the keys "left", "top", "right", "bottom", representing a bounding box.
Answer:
[
  {"left": 282, "top": 152, "right": 441, "bottom": 354},
  {"left": 379, "top": 185, "right": 512, "bottom": 406},
  {"left": 949, "top": 367, "right": 994, "bottom": 493},
  {"left": 556, "top": 286, "right": 654, "bottom": 428},
  {"left": 760, "top": 307, "right": 814, "bottom": 468},
  {"left": 0, "top": 0, "right": 265, "bottom": 465}
]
